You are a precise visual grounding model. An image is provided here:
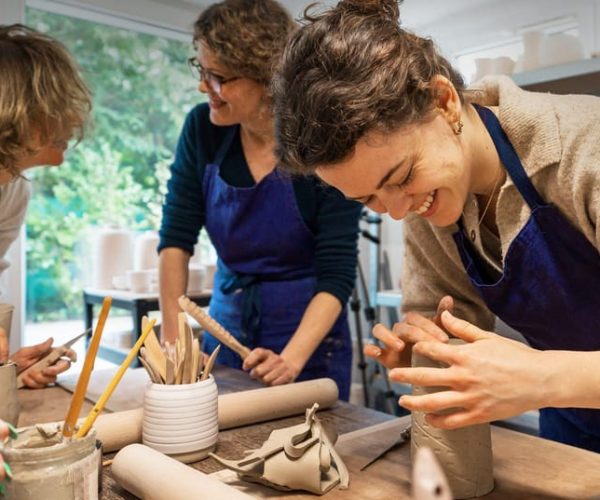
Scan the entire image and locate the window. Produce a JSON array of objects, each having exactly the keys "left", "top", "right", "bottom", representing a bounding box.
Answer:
[{"left": 24, "top": 7, "right": 203, "bottom": 327}]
